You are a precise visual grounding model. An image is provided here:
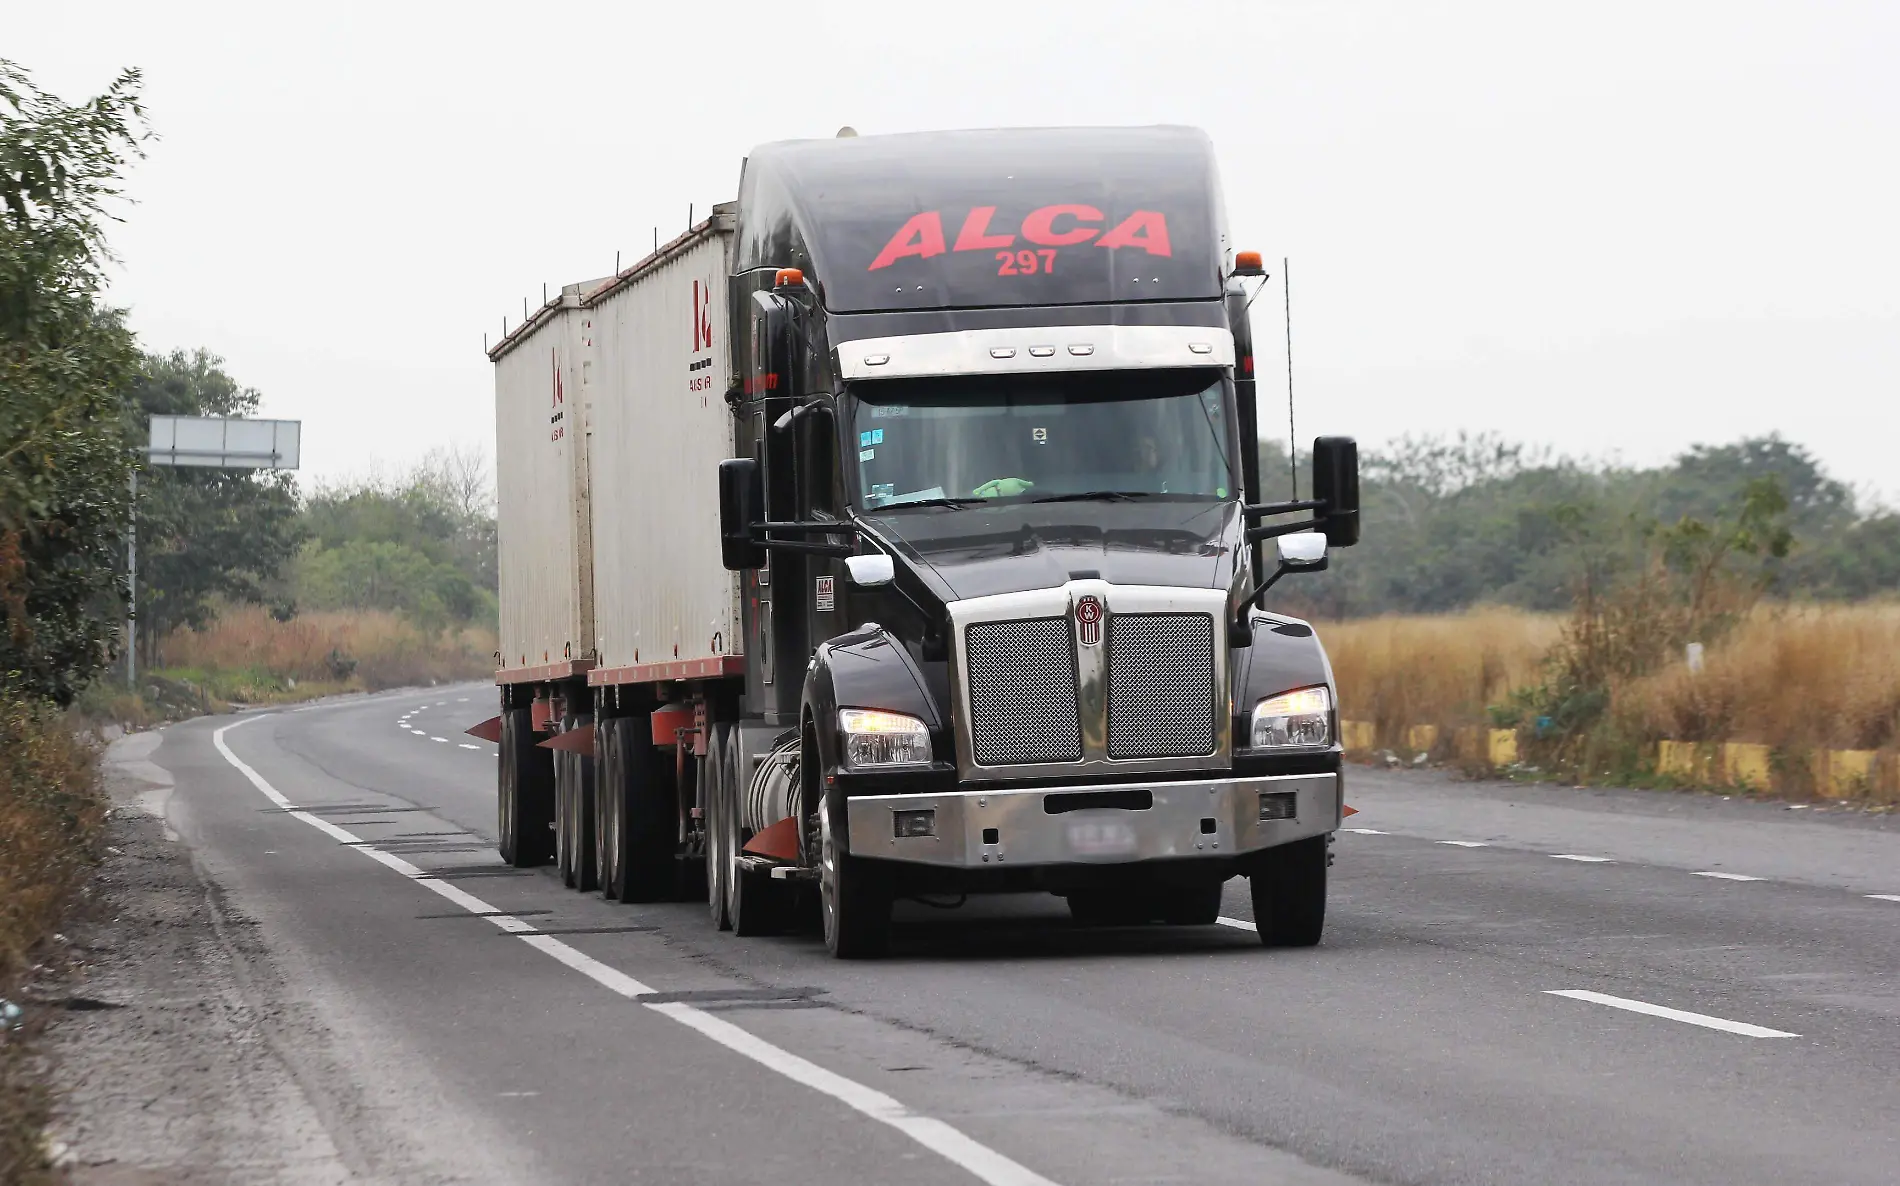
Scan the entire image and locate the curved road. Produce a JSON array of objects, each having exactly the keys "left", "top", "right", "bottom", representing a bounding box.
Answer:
[{"left": 129, "top": 682, "right": 1899, "bottom": 1185}]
